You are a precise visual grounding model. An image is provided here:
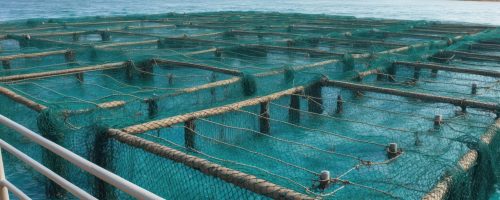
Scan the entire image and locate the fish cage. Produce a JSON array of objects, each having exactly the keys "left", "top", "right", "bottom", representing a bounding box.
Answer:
[{"left": 0, "top": 12, "right": 499, "bottom": 200}]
